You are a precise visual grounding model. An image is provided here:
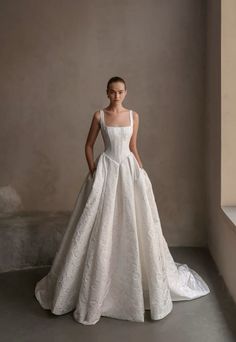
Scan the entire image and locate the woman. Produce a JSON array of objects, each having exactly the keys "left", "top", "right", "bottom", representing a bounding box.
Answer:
[{"left": 35, "top": 76, "right": 210, "bottom": 325}]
